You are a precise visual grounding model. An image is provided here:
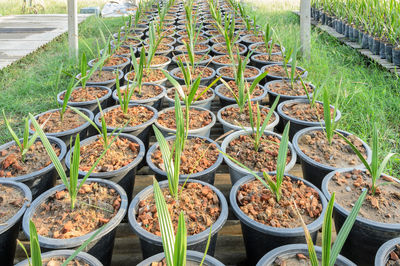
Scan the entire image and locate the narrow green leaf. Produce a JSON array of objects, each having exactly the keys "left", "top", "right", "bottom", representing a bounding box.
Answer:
[
  {"left": 275, "top": 121, "right": 290, "bottom": 200},
  {"left": 3, "top": 110, "right": 22, "bottom": 152},
  {"left": 29, "top": 220, "right": 42, "bottom": 266},
  {"left": 173, "top": 212, "right": 187, "bottom": 266},
  {"left": 323, "top": 89, "right": 333, "bottom": 144},
  {"left": 322, "top": 193, "right": 335, "bottom": 266}
]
